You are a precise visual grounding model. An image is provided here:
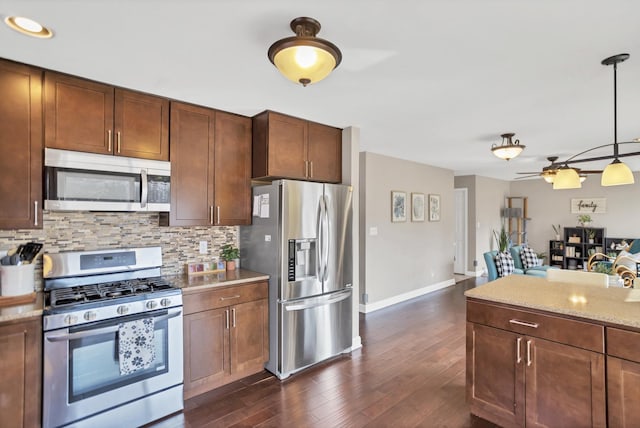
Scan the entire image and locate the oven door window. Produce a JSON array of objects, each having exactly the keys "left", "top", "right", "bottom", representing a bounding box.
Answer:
[{"left": 68, "top": 314, "right": 169, "bottom": 402}]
